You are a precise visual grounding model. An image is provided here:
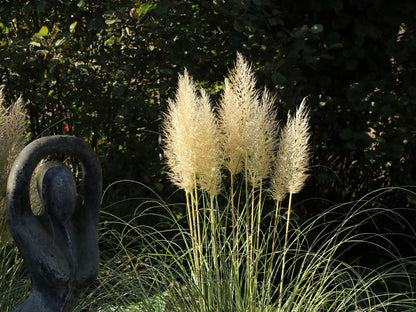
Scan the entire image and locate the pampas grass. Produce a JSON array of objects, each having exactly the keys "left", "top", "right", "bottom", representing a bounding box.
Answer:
[
  {"left": 163, "top": 70, "right": 223, "bottom": 291},
  {"left": 218, "top": 54, "right": 279, "bottom": 249},
  {"left": 0, "top": 87, "right": 28, "bottom": 311},
  {"left": 158, "top": 54, "right": 415, "bottom": 311},
  {"left": 270, "top": 97, "right": 310, "bottom": 202},
  {"left": 72, "top": 185, "right": 416, "bottom": 312},
  {"left": 161, "top": 54, "right": 313, "bottom": 311},
  {"left": 218, "top": 53, "right": 271, "bottom": 178},
  {"left": 0, "top": 87, "right": 26, "bottom": 201},
  {"left": 270, "top": 97, "right": 311, "bottom": 311},
  {"left": 0, "top": 86, "right": 27, "bottom": 243},
  {"left": 275, "top": 97, "right": 310, "bottom": 196},
  {"left": 163, "top": 70, "right": 200, "bottom": 194}
]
